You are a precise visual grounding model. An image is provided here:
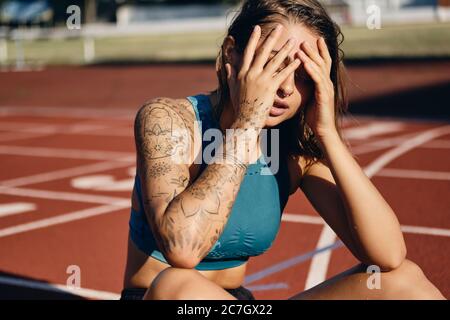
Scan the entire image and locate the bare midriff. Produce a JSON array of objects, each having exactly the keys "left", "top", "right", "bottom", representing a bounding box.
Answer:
[{"left": 123, "top": 236, "right": 247, "bottom": 290}]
